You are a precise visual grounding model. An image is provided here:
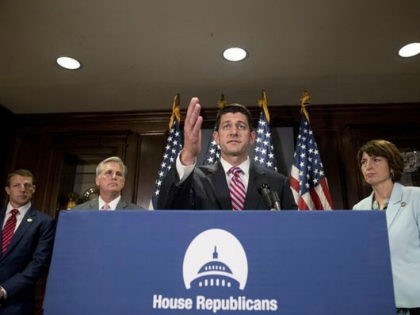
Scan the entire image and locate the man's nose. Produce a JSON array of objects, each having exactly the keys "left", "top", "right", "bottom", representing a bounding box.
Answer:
[
  {"left": 19, "top": 184, "right": 30, "bottom": 190},
  {"left": 229, "top": 127, "right": 239, "bottom": 135}
]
